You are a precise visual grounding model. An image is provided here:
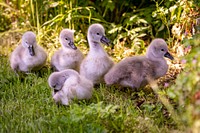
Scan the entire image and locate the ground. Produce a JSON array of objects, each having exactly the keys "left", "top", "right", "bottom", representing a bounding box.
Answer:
[{"left": 0, "top": 53, "right": 184, "bottom": 132}]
